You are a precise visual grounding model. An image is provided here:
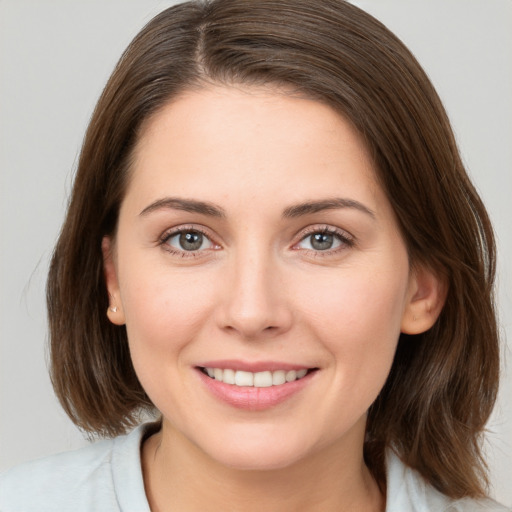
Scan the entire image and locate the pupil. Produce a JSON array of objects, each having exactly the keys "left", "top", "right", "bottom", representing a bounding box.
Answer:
[
  {"left": 180, "top": 232, "right": 203, "bottom": 251},
  {"left": 311, "top": 232, "right": 333, "bottom": 250}
]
